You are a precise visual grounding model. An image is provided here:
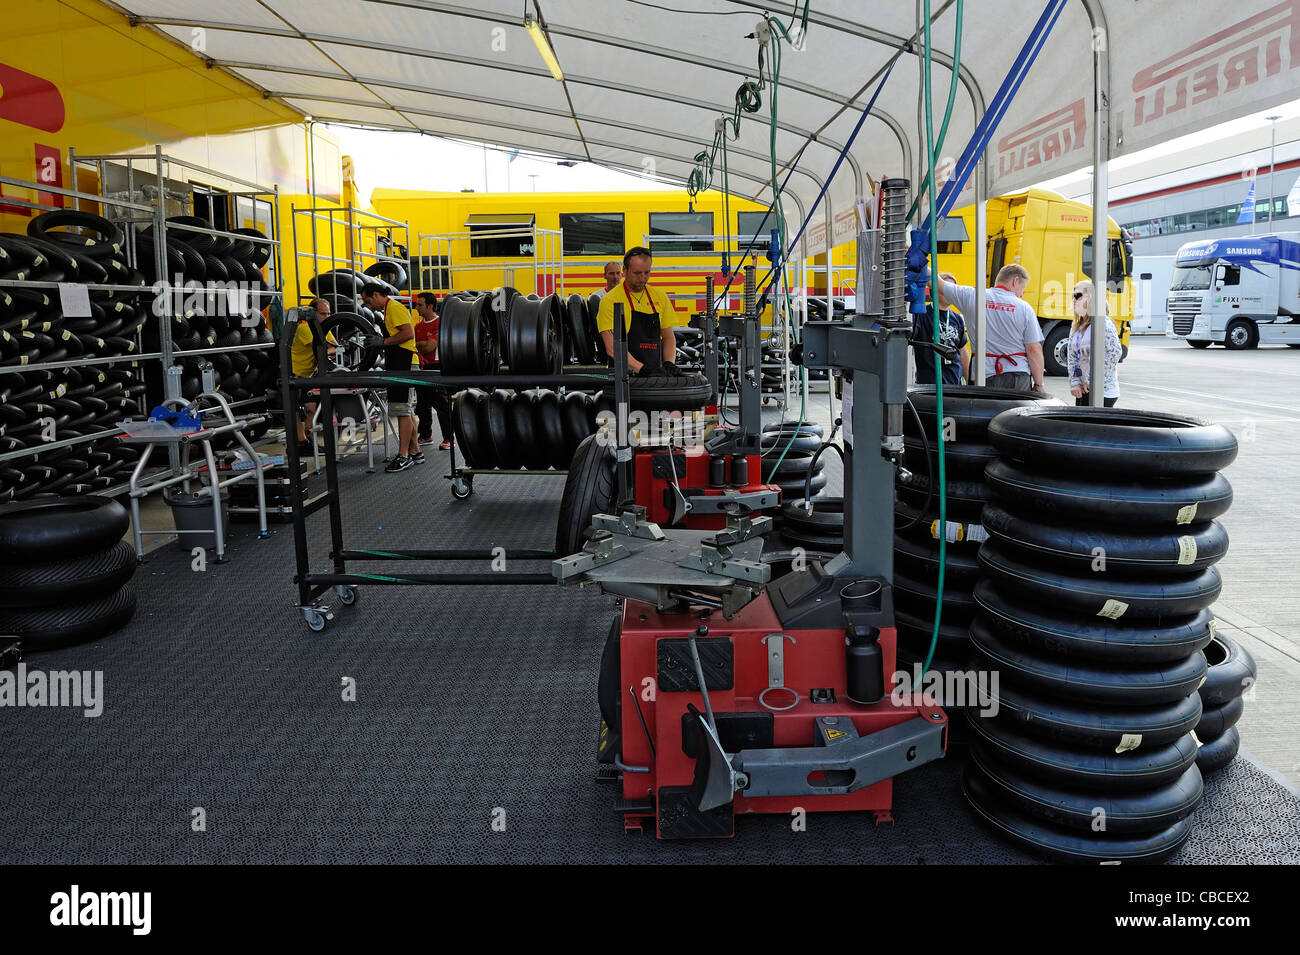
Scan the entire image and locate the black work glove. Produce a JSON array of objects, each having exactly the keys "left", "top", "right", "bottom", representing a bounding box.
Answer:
[
  {"left": 365, "top": 334, "right": 386, "bottom": 349},
  {"left": 660, "top": 361, "right": 683, "bottom": 378}
]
